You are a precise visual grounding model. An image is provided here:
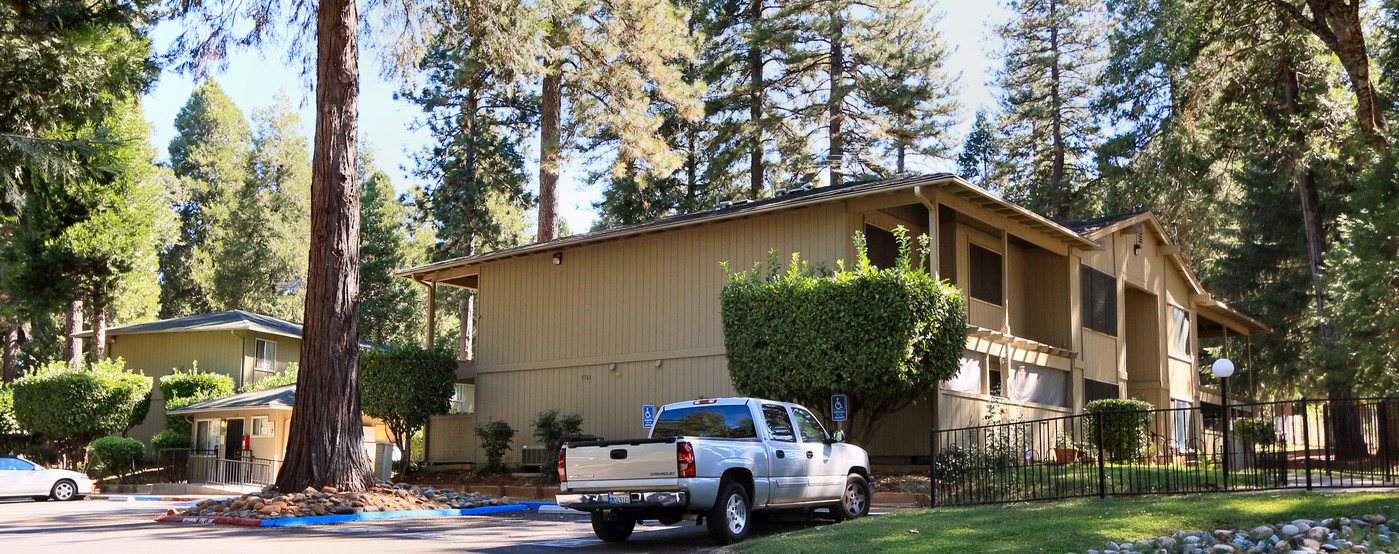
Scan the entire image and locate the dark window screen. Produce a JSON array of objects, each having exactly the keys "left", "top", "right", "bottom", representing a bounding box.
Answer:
[
  {"left": 1084, "top": 378, "right": 1120, "bottom": 403},
  {"left": 1081, "top": 265, "right": 1118, "bottom": 336},
  {"left": 651, "top": 405, "right": 757, "bottom": 439},
  {"left": 969, "top": 244, "right": 1003, "bottom": 305},
  {"left": 865, "top": 224, "right": 898, "bottom": 269}
]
